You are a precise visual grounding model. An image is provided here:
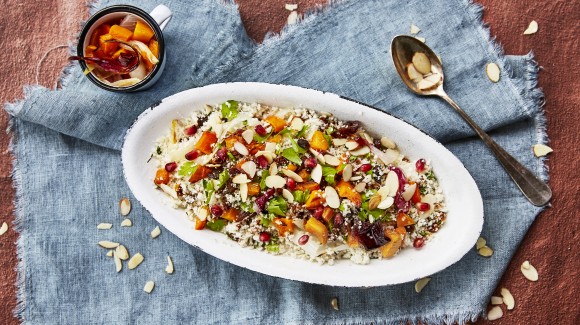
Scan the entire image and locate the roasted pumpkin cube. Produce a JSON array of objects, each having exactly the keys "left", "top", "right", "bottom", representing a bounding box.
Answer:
[
  {"left": 195, "top": 131, "right": 217, "bottom": 154},
  {"left": 322, "top": 207, "right": 334, "bottom": 222},
  {"left": 410, "top": 181, "right": 422, "bottom": 203},
  {"left": 305, "top": 217, "right": 329, "bottom": 244},
  {"left": 347, "top": 232, "right": 360, "bottom": 248},
  {"left": 297, "top": 169, "right": 310, "bottom": 182},
  {"left": 89, "top": 24, "right": 110, "bottom": 47},
  {"left": 109, "top": 24, "right": 133, "bottom": 41},
  {"left": 221, "top": 208, "right": 240, "bottom": 222},
  {"left": 247, "top": 182, "right": 260, "bottom": 196},
  {"left": 195, "top": 217, "right": 207, "bottom": 230},
  {"left": 272, "top": 218, "right": 295, "bottom": 236},
  {"left": 379, "top": 229, "right": 403, "bottom": 258},
  {"left": 395, "top": 226, "right": 407, "bottom": 238},
  {"left": 396, "top": 212, "right": 415, "bottom": 228},
  {"left": 99, "top": 34, "right": 118, "bottom": 55},
  {"left": 148, "top": 39, "right": 159, "bottom": 58},
  {"left": 133, "top": 21, "right": 155, "bottom": 43},
  {"left": 224, "top": 135, "right": 242, "bottom": 150},
  {"left": 188, "top": 165, "right": 212, "bottom": 183},
  {"left": 264, "top": 116, "right": 287, "bottom": 133},
  {"left": 304, "top": 190, "right": 325, "bottom": 209},
  {"left": 247, "top": 142, "right": 266, "bottom": 155},
  {"left": 154, "top": 168, "right": 170, "bottom": 185},
  {"left": 309, "top": 130, "right": 329, "bottom": 151},
  {"left": 295, "top": 181, "right": 320, "bottom": 191},
  {"left": 336, "top": 180, "right": 362, "bottom": 207}
]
